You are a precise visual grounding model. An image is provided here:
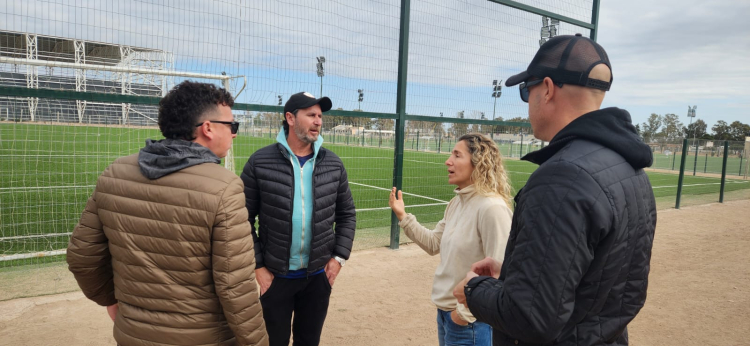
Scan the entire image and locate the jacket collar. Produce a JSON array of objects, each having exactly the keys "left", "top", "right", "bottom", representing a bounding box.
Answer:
[
  {"left": 522, "top": 107, "right": 653, "bottom": 169},
  {"left": 276, "top": 127, "right": 325, "bottom": 161}
]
